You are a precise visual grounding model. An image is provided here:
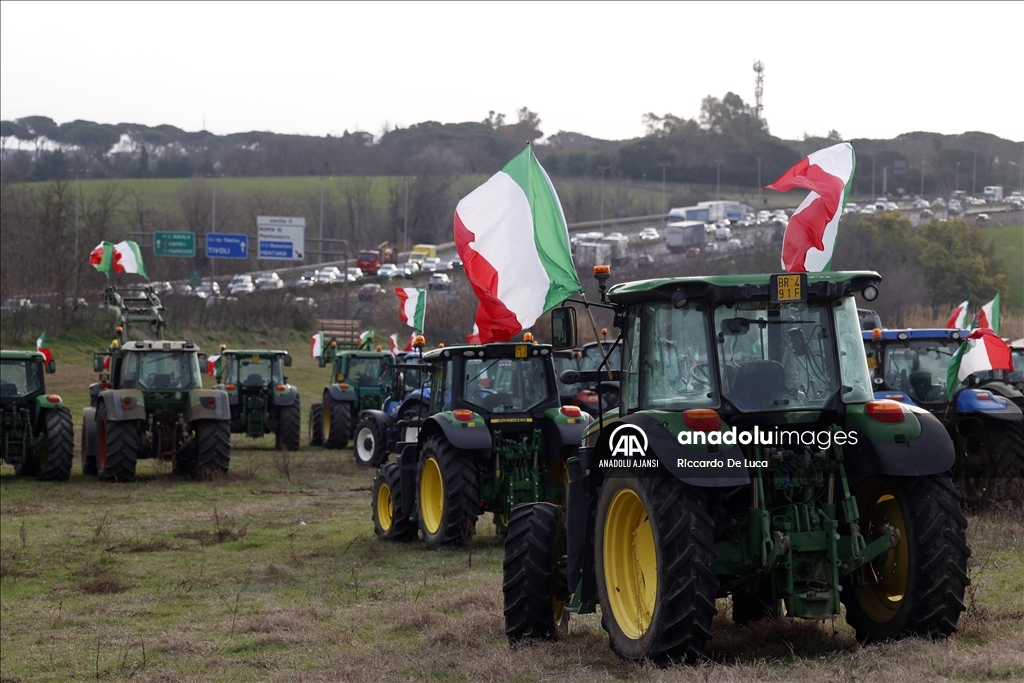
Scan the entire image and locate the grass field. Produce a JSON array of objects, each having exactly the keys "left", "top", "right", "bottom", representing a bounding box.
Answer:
[
  {"left": 1, "top": 337, "right": 1023, "bottom": 681},
  {"left": 984, "top": 224, "right": 1024, "bottom": 312}
]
